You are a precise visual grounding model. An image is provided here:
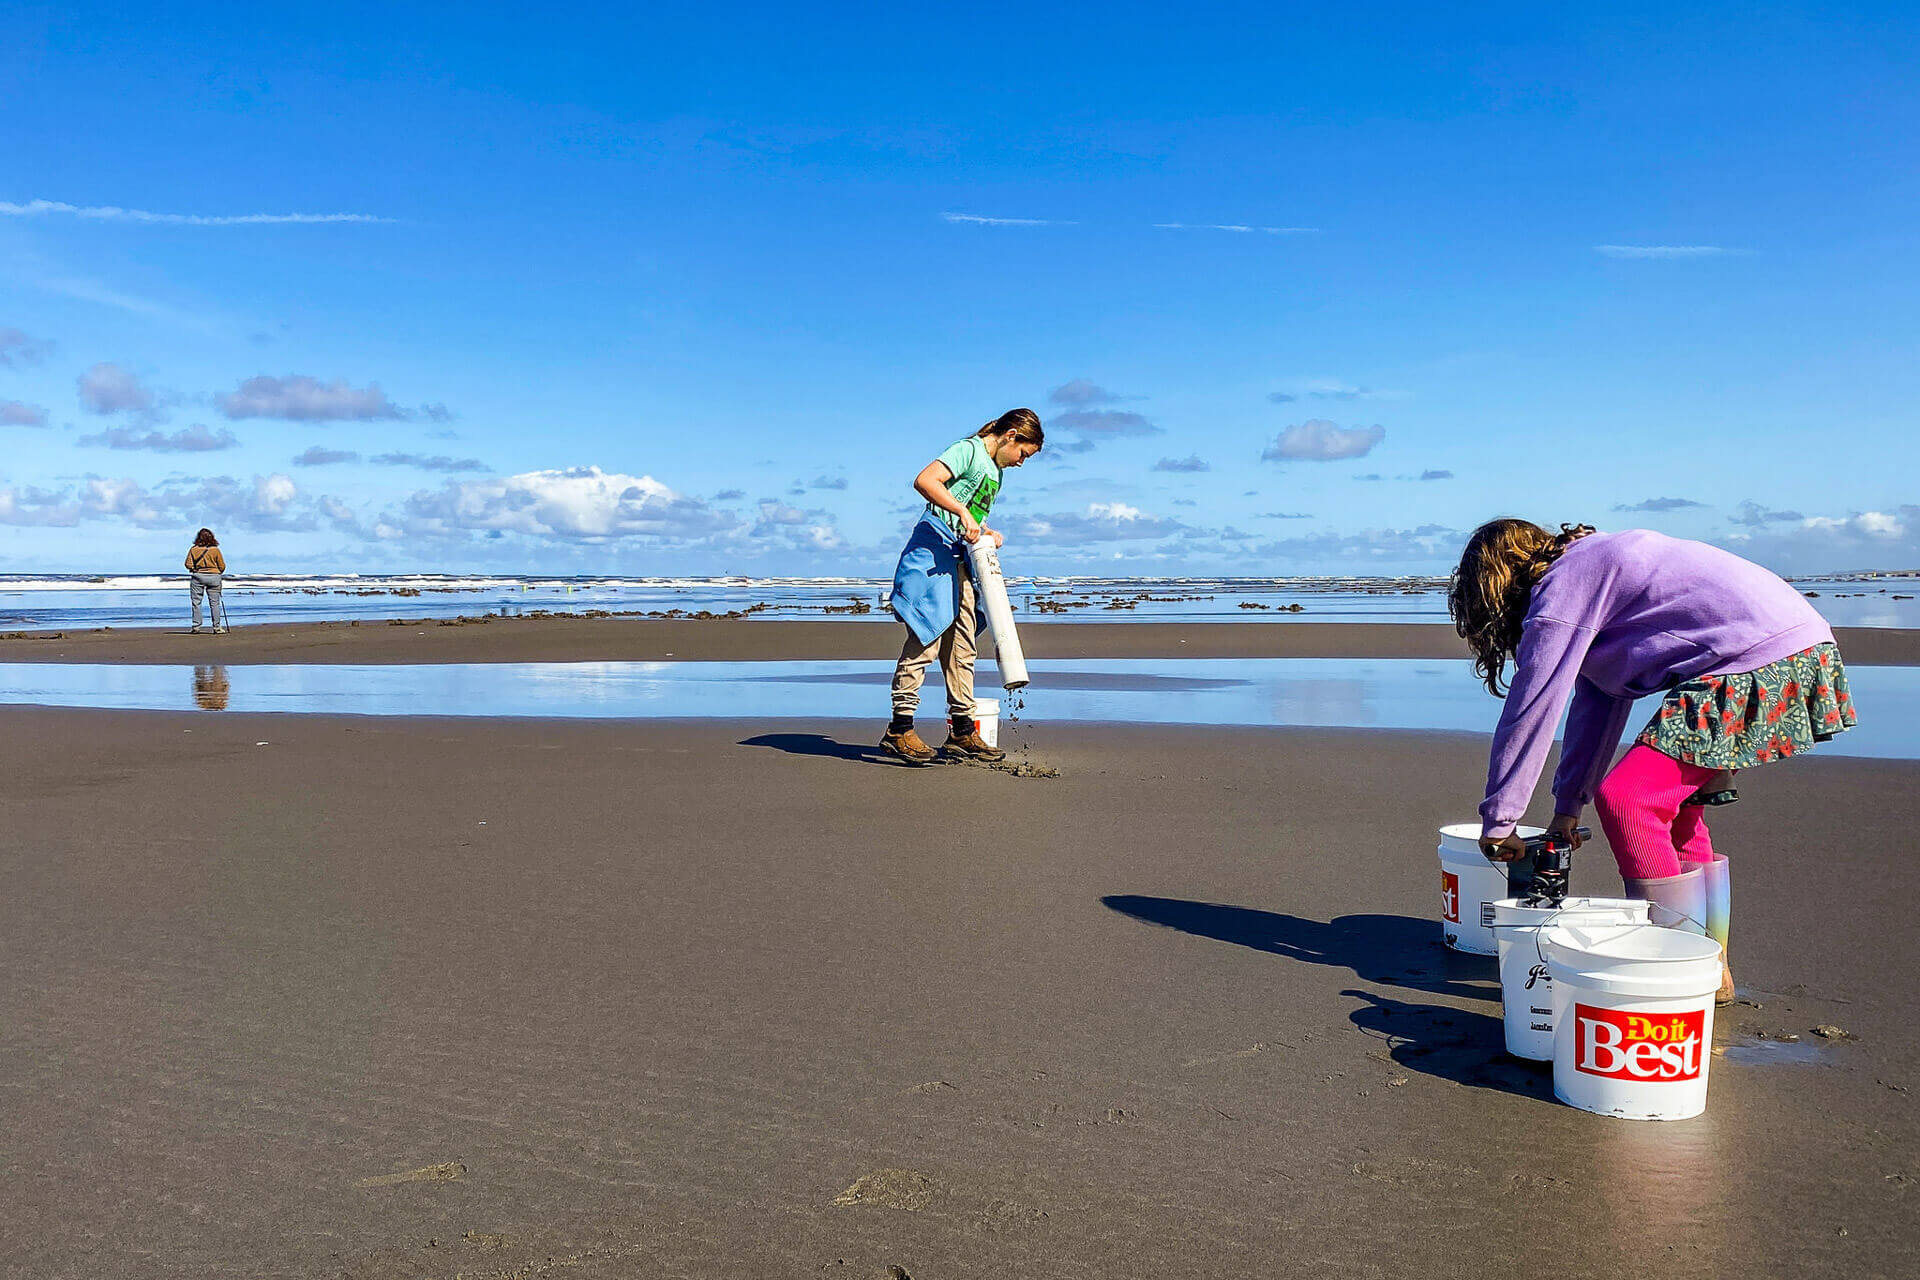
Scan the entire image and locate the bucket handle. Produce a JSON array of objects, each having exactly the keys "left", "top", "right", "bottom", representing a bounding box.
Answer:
[
  {"left": 1528, "top": 906, "right": 1707, "bottom": 966},
  {"left": 1475, "top": 903, "right": 1585, "bottom": 967}
]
